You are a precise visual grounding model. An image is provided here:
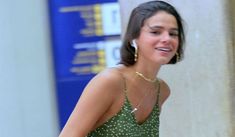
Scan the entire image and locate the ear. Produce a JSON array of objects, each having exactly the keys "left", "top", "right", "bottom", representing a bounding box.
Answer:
[{"left": 131, "top": 39, "right": 137, "bottom": 49}]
